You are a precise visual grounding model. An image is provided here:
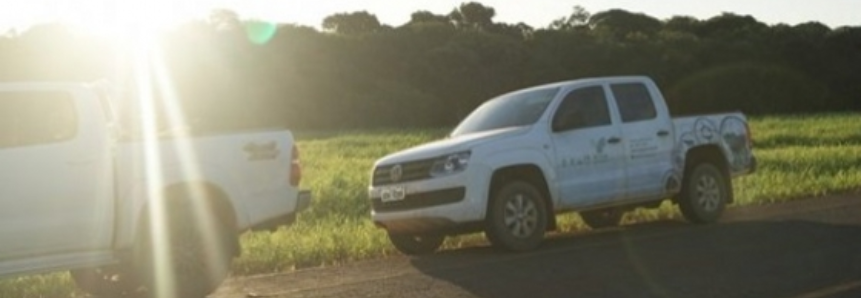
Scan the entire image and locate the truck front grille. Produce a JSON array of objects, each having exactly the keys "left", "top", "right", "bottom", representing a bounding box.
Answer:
[
  {"left": 371, "top": 187, "right": 465, "bottom": 212},
  {"left": 372, "top": 158, "right": 435, "bottom": 186}
]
